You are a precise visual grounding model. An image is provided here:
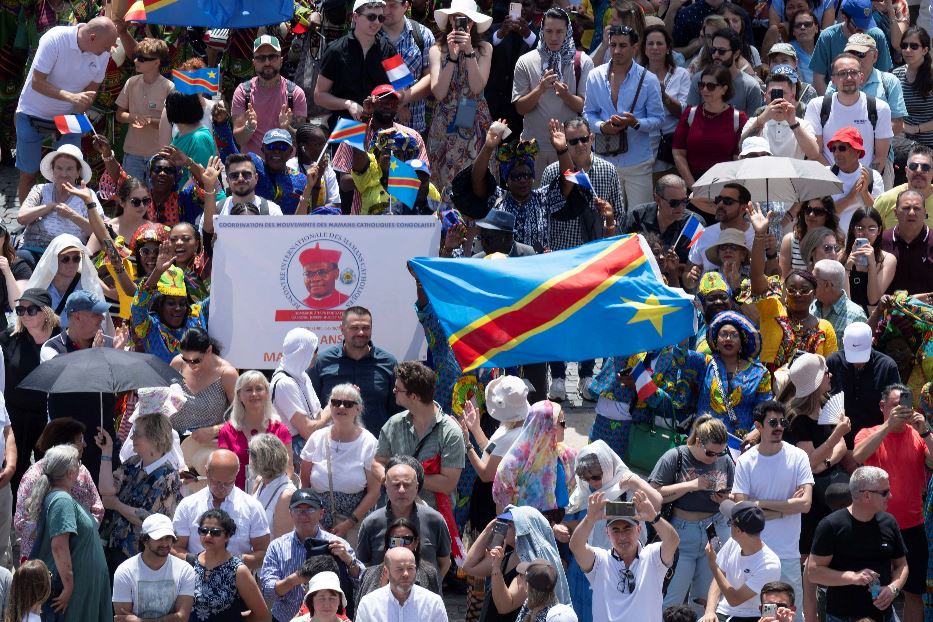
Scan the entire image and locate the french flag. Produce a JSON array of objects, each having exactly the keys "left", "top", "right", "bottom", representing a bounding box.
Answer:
[
  {"left": 632, "top": 360, "right": 658, "bottom": 402},
  {"left": 562, "top": 169, "right": 593, "bottom": 191},
  {"left": 382, "top": 54, "right": 415, "bottom": 90},
  {"left": 54, "top": 114, "right": 94, "bottom": 135},
  {"left": 681, "top": 215, "right": 705, "bottom": 248},
  {"left": 727, "top": 432, "right": 743, "bottom": 461}
]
